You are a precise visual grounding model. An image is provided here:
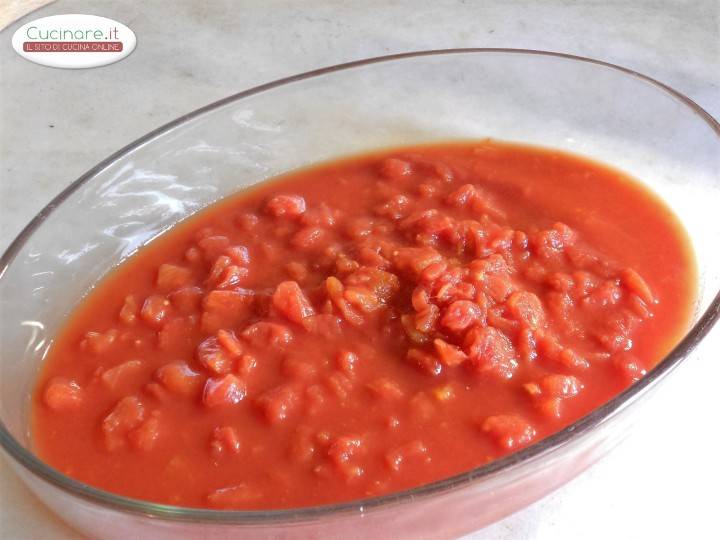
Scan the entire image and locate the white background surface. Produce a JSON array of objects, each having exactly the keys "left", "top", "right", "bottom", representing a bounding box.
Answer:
[{"left": 1, "top": 1, "right": 719, "bottom": 539}]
